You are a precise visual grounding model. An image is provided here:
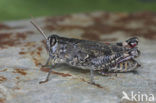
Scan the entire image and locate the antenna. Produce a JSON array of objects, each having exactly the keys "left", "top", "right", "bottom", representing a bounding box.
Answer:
[{"left": 30, "top": 19, "right": 47, "bottom": 39}]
